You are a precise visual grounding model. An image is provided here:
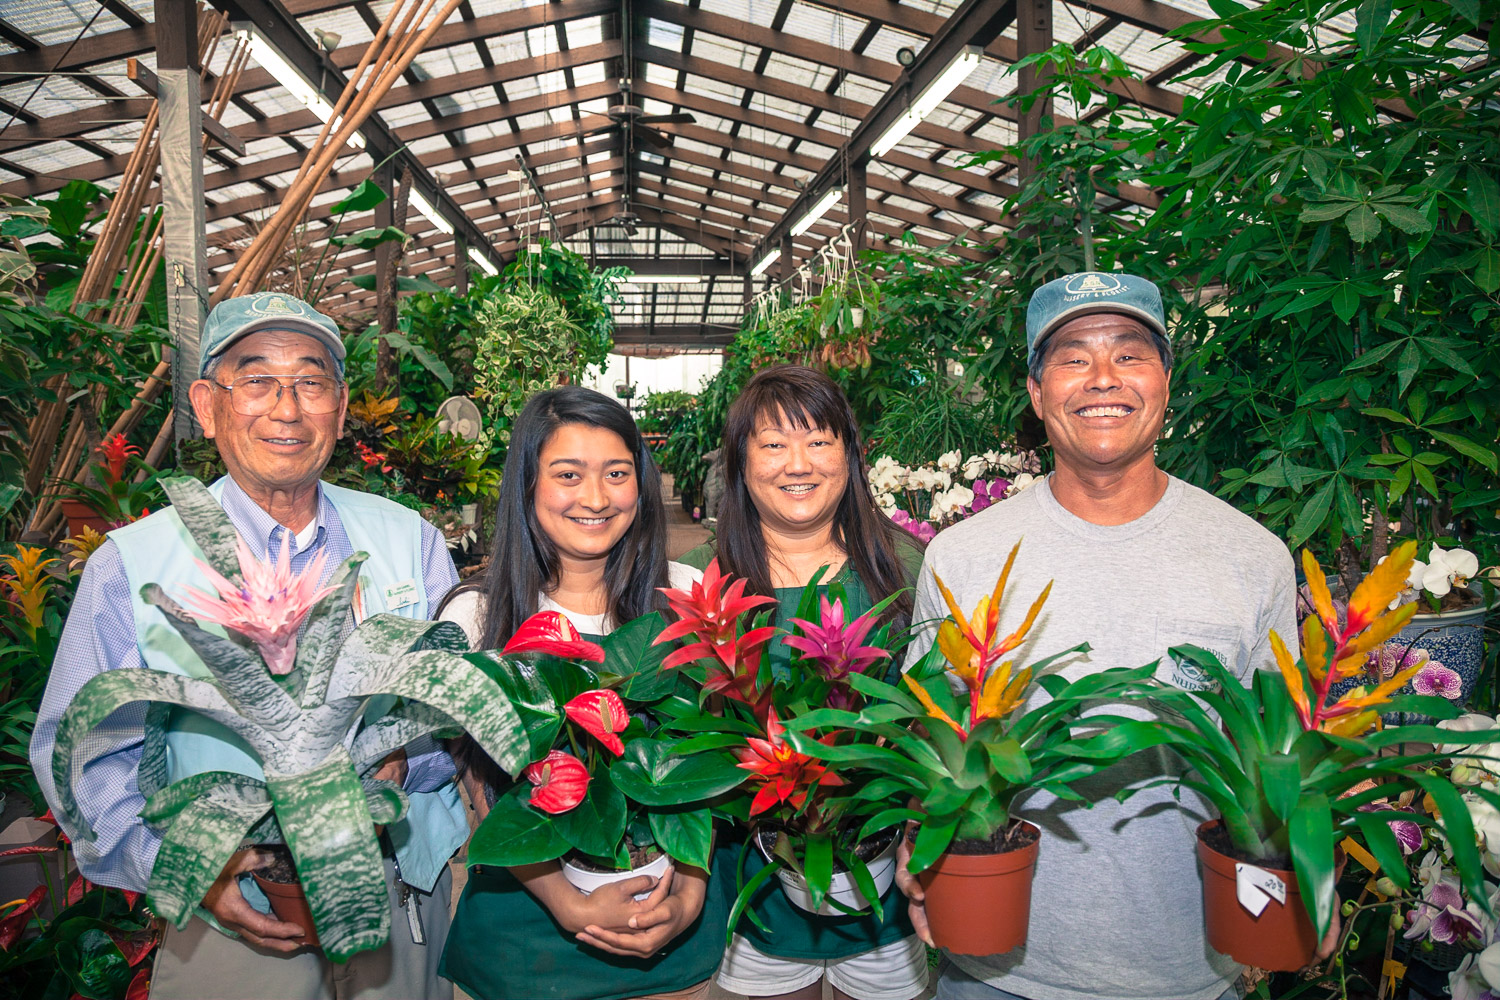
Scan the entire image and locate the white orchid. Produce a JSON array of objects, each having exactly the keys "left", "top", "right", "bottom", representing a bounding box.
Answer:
[
  {"left": 876, "top": 491, "right": 898, "bottom": 513},
  {"left": 928, "top": 484, "right": 975, "bottom": 521},
  {"left": 936, "top": 450, "right": 961, "bottom": 473},
  {"left": 908, "top": 467, "right": 951, "bottom": 492},
  {"left": 1425, "top": 545, "right": 1481, "bottom": 596},
  {"left": 1465, "top": 792, "right": 1500, "bottom": 878},
  {"left": 1010, "top": 473, "right": 1038, "bottom": 493},
  {"left": 961, "top": 454, "right": 989, "bottom": 480}
]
